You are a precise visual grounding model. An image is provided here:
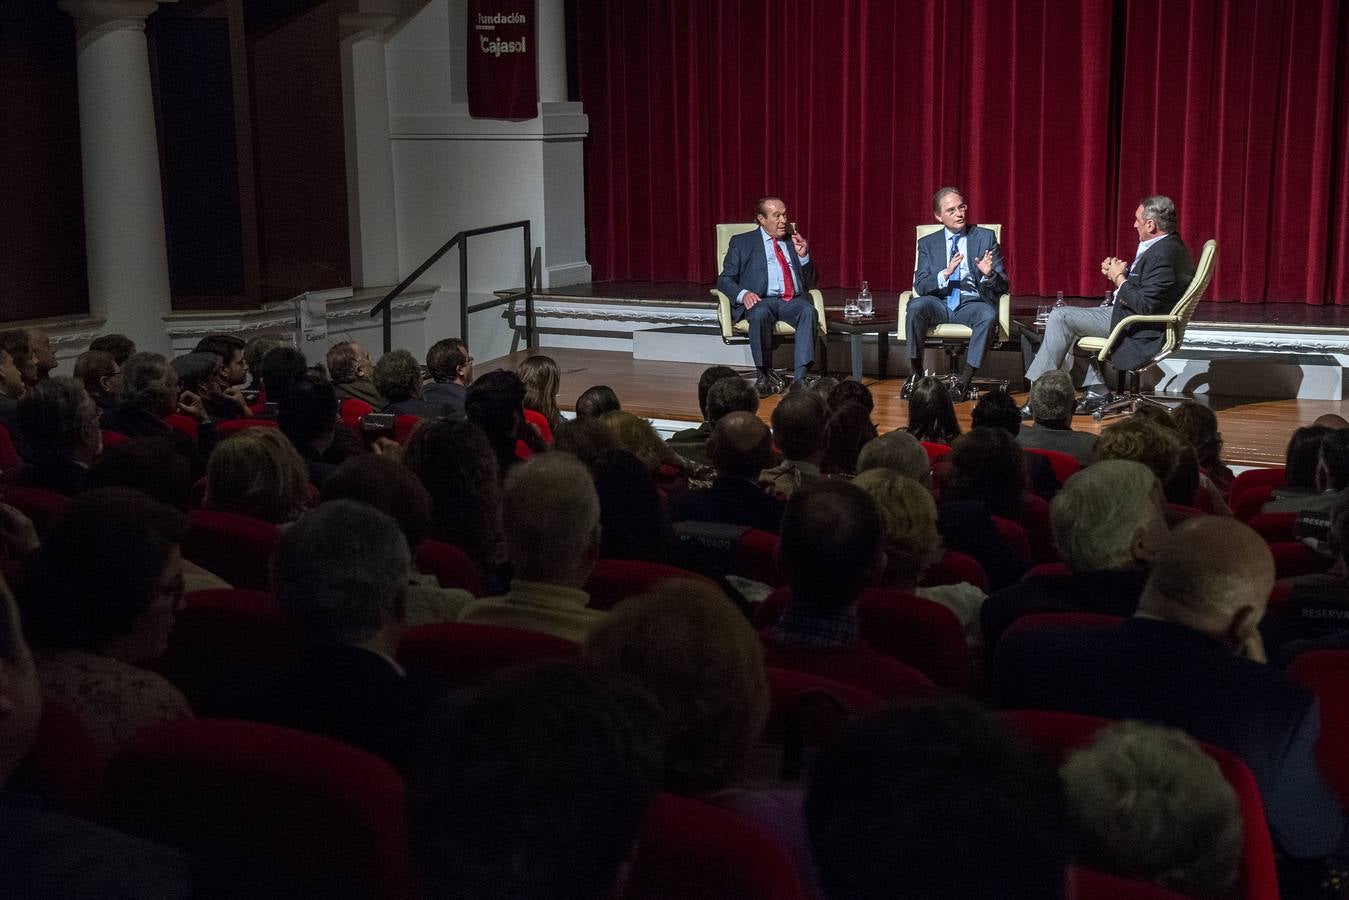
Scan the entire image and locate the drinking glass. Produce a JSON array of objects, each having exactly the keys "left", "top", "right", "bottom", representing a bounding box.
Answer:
[{"left": 858, "top": 294, "right": 873, "bottom": 316}]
